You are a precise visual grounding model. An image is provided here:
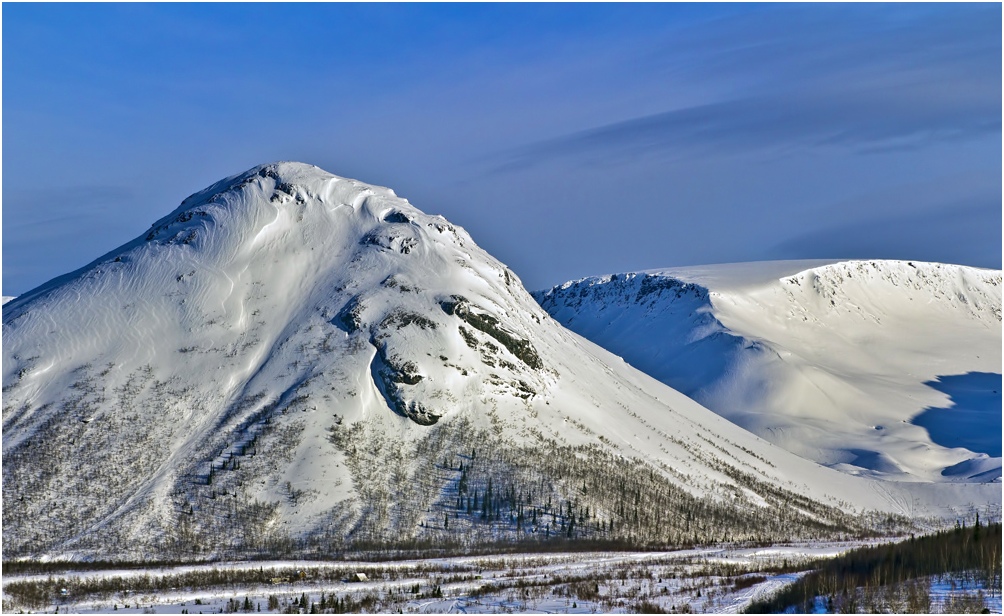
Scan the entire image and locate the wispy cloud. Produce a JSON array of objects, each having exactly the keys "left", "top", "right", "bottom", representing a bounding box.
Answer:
[
  {"left": 493, "top": 4, "right": 1001, "bottom": 172},
  {"left": 496, "top": 88, "right": 1000, "bottom": 172}
]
